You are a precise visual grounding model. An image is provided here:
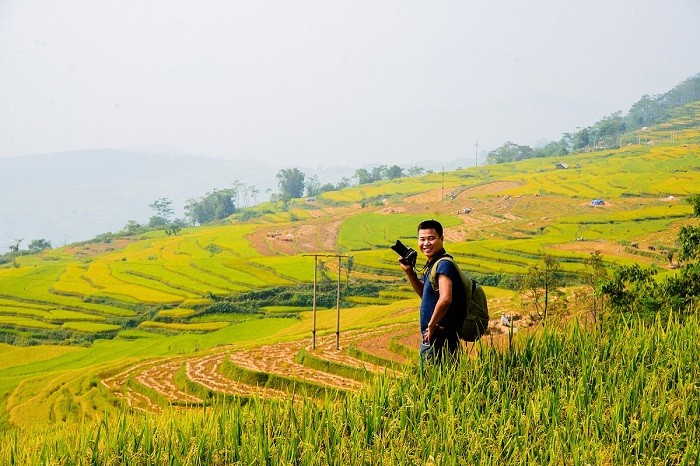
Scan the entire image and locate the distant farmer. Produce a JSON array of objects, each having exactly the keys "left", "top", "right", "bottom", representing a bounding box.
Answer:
[{"left": 397, "top": 219, "right": 488, "bottom": 362}]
